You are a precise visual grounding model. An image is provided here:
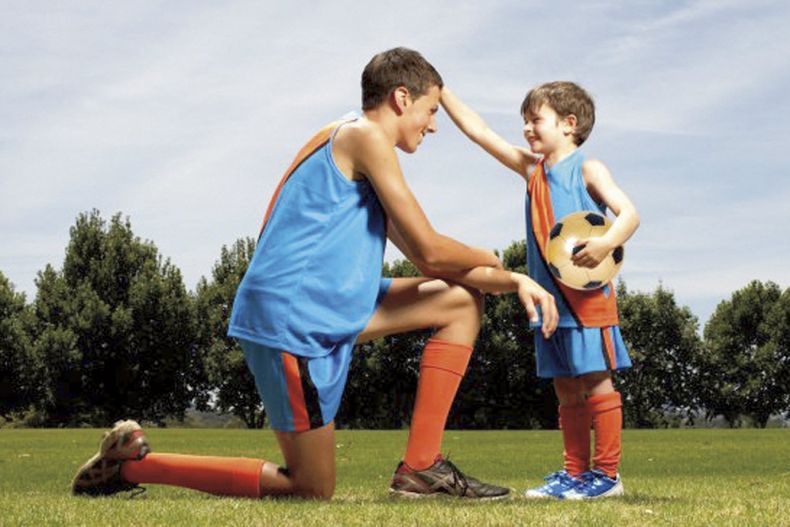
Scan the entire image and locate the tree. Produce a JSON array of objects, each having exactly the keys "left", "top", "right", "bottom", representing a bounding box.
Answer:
[
  {"left": 699, "top": 281, "right": 788, "bottom": 427},
  {"left": 0, "top": 272, "right": 45, "bottom": 419},
  {"left": 452, "top": 241, "right": 554, "bottom": 430},
  {"left": 337, "top": 259, "right": 425, "bottom": 428},
  {"left": 615, "top": 282, "right": 702, "bottom": 427},
  {"left": 764, "top": 288, "right": 790, "bottom": 420},
  {"left": 32, "top": 210, "right": 197, "bottom": 426},
  {"left": 194, "top": 237, "right": 264, "bottom": 428}
]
